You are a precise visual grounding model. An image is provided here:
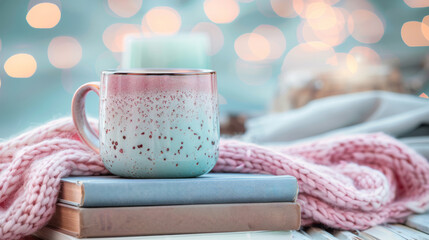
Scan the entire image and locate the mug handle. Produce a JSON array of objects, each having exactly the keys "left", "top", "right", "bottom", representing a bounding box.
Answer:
[{"left": 71, "top": 82, "right": 100, "bottom": 153}]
